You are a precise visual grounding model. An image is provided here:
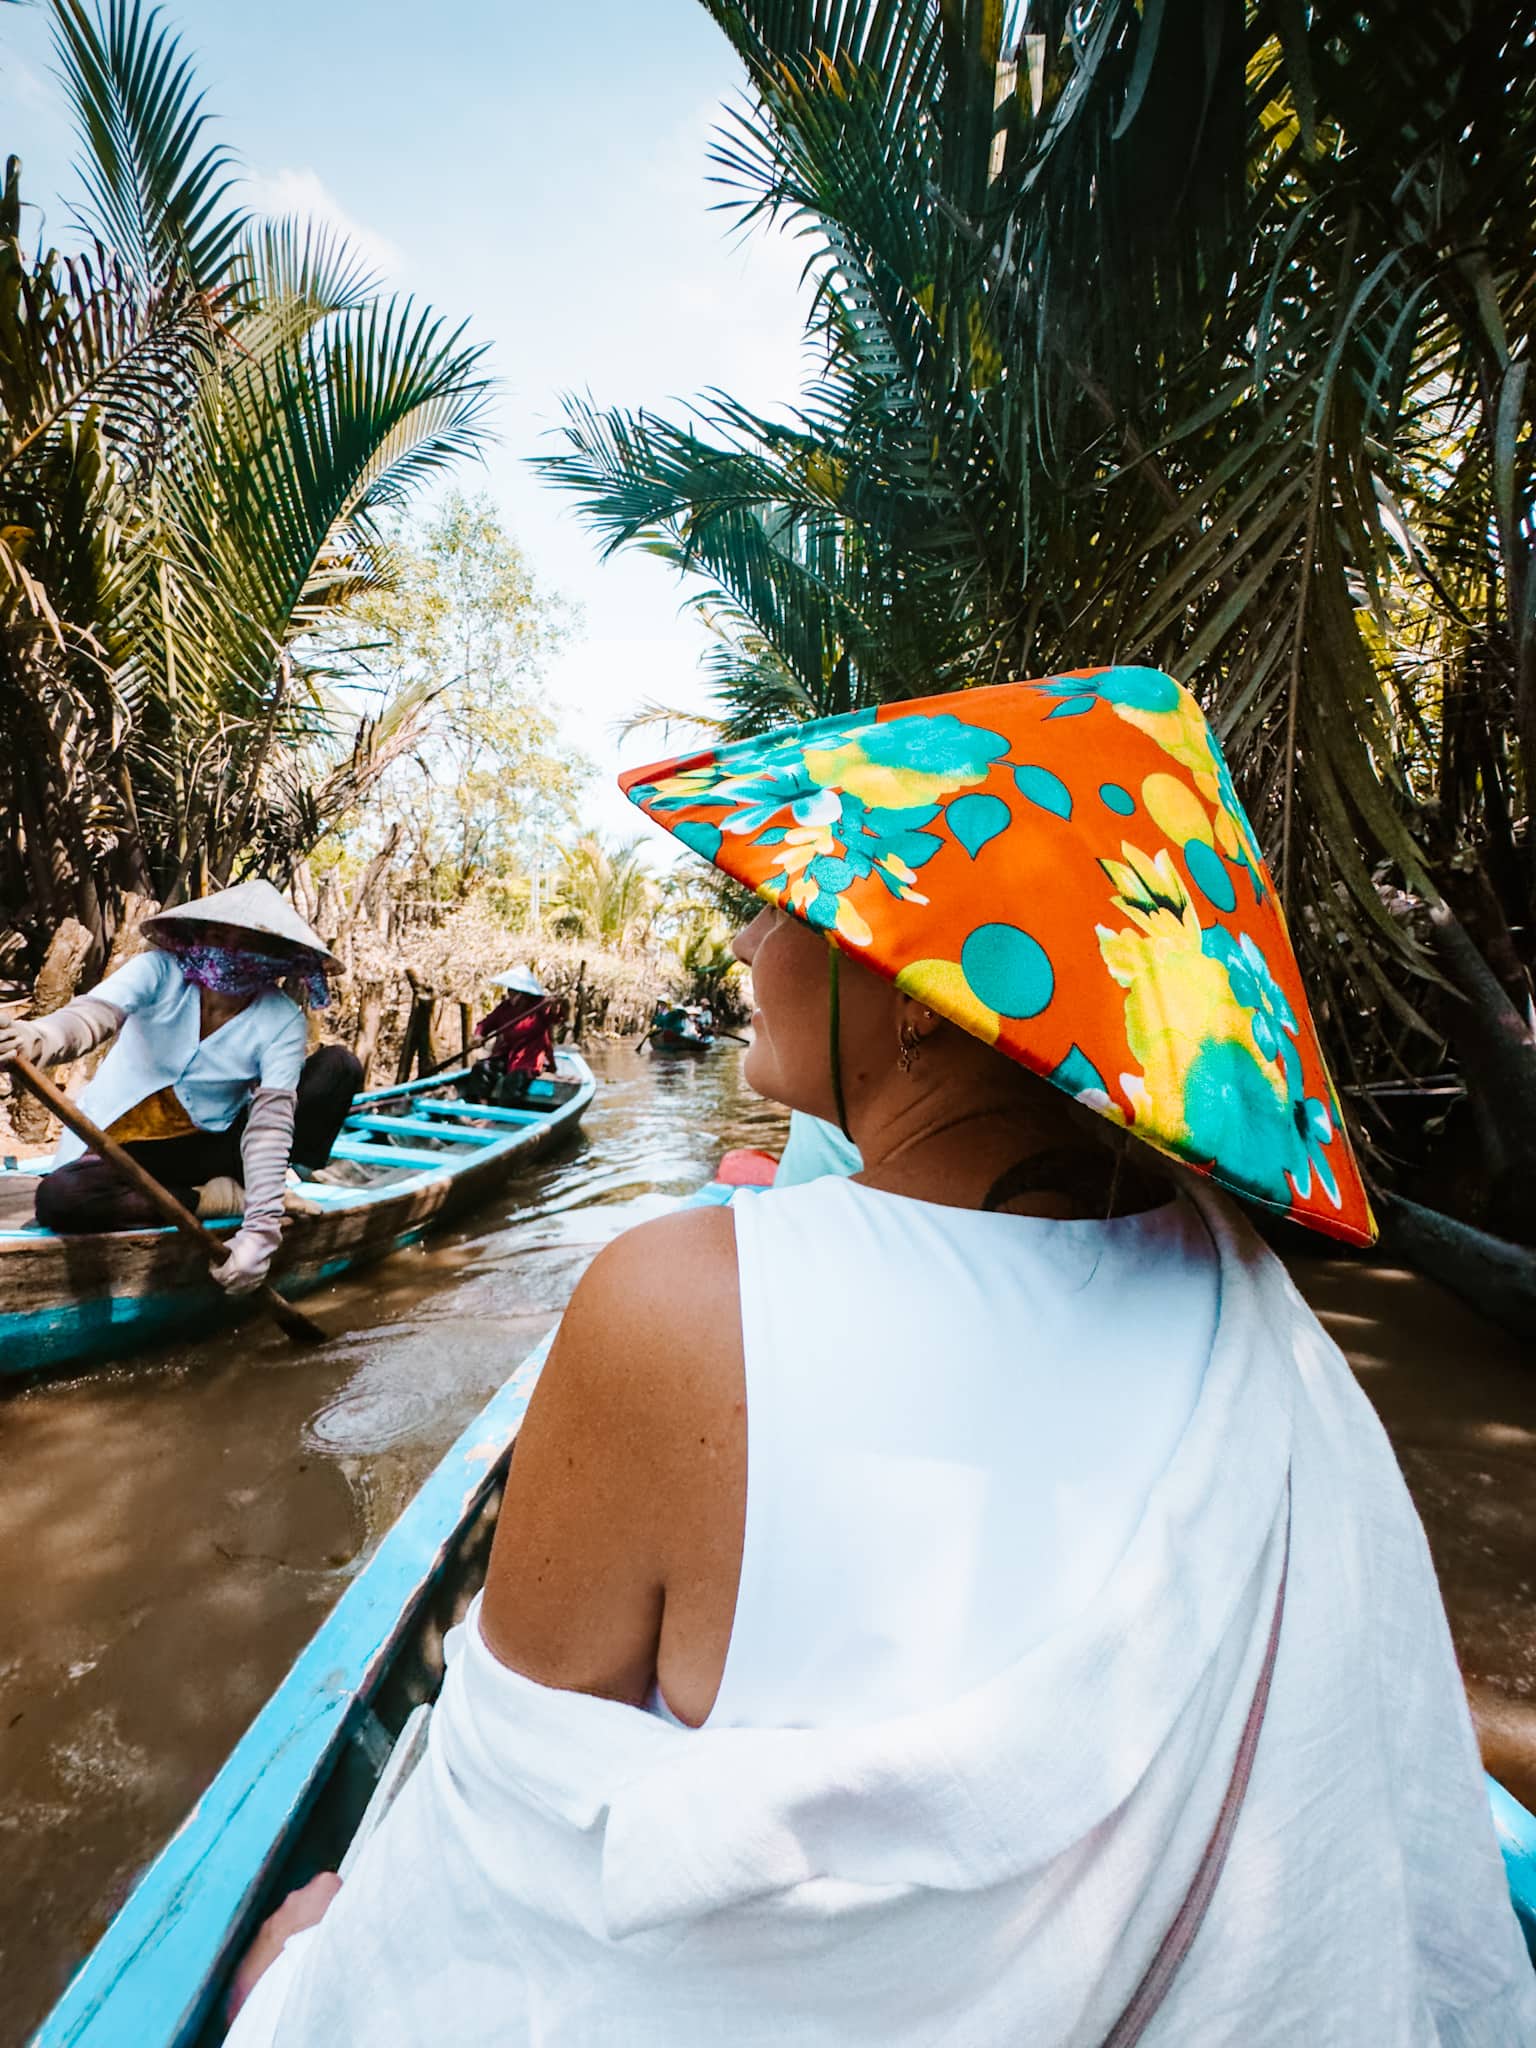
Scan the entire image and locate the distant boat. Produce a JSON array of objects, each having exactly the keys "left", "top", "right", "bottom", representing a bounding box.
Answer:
[
  {"left": 29, "top": 1166, "right": 1536, "bottom": 2044},
  {"left": 0, "top": 1052, "right": 596, "bottom": 1380},
  {"left": 644, "top": 1005, "right": 716, "bottom": 1055},
  {"left": 648, "top": 1023, "right": 715, "bottom": 1054}
]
